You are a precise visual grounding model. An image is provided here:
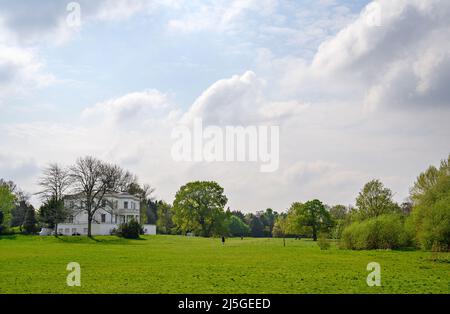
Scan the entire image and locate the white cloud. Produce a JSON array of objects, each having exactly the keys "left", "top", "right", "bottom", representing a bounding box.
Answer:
[
  {"left": 266, "top": 0, "right": 450, "bottom": 111},
  {"left": 82, "top": 89, "right": 170, "bottom": 125}
]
